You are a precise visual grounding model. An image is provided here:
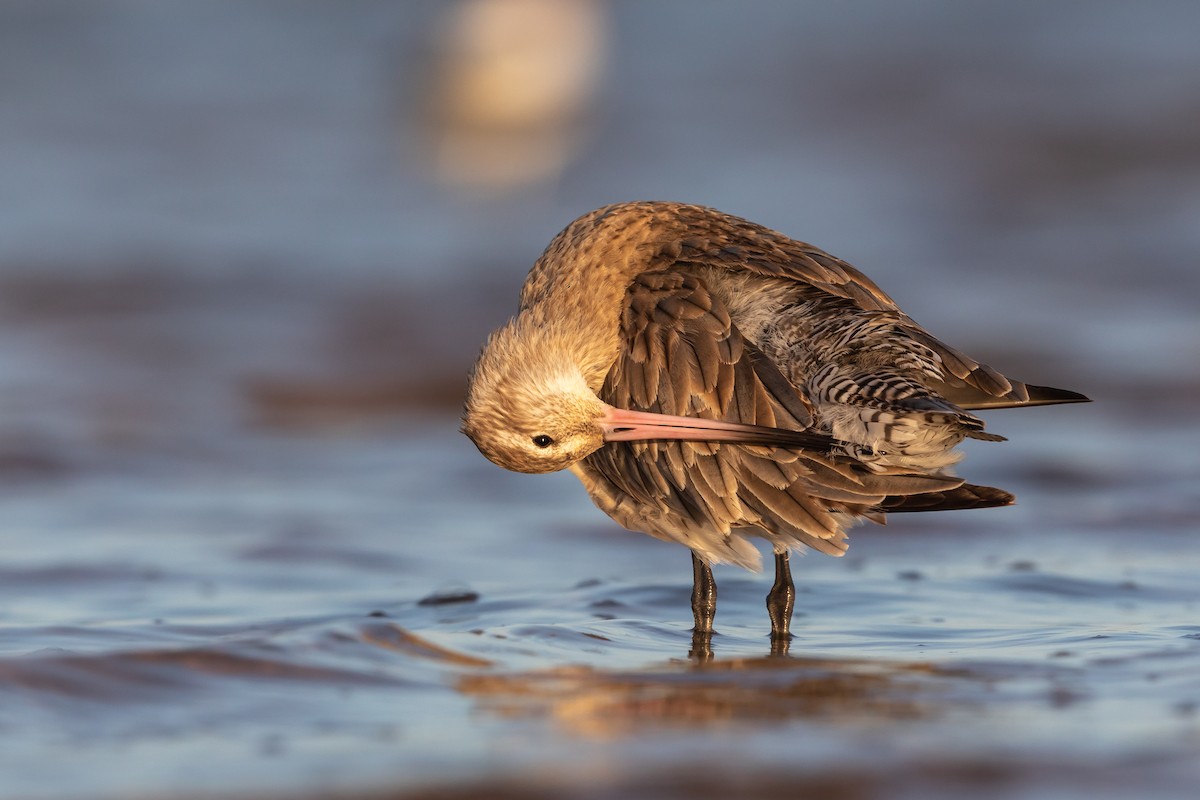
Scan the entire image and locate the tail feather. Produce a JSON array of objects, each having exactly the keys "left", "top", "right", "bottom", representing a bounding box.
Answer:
[
  {"left": 877, "top": 482, "right": 1015, "bottom": 513},
  {"left": 1018, "top": 383, "right": 1092, "bottom": 407},
  {"left": 933, "top": 378, "right": 1091, "bottom": 410}
]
